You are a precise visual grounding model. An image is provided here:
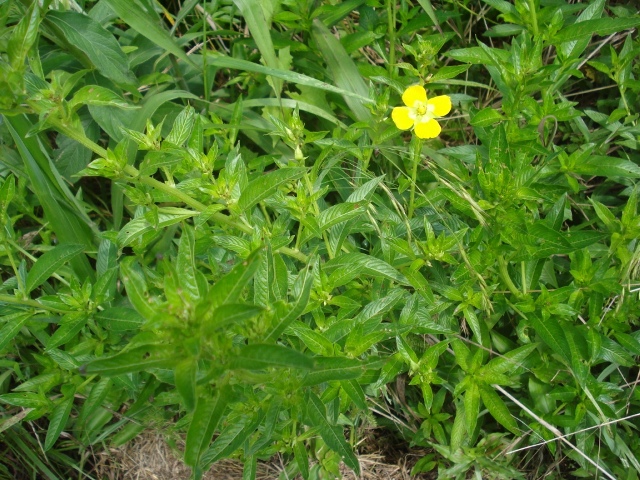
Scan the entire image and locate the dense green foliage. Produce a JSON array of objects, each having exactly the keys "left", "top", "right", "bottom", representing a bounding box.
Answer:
[{"left": 1, "top": 0, "right": 640, "bottom": 479}]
